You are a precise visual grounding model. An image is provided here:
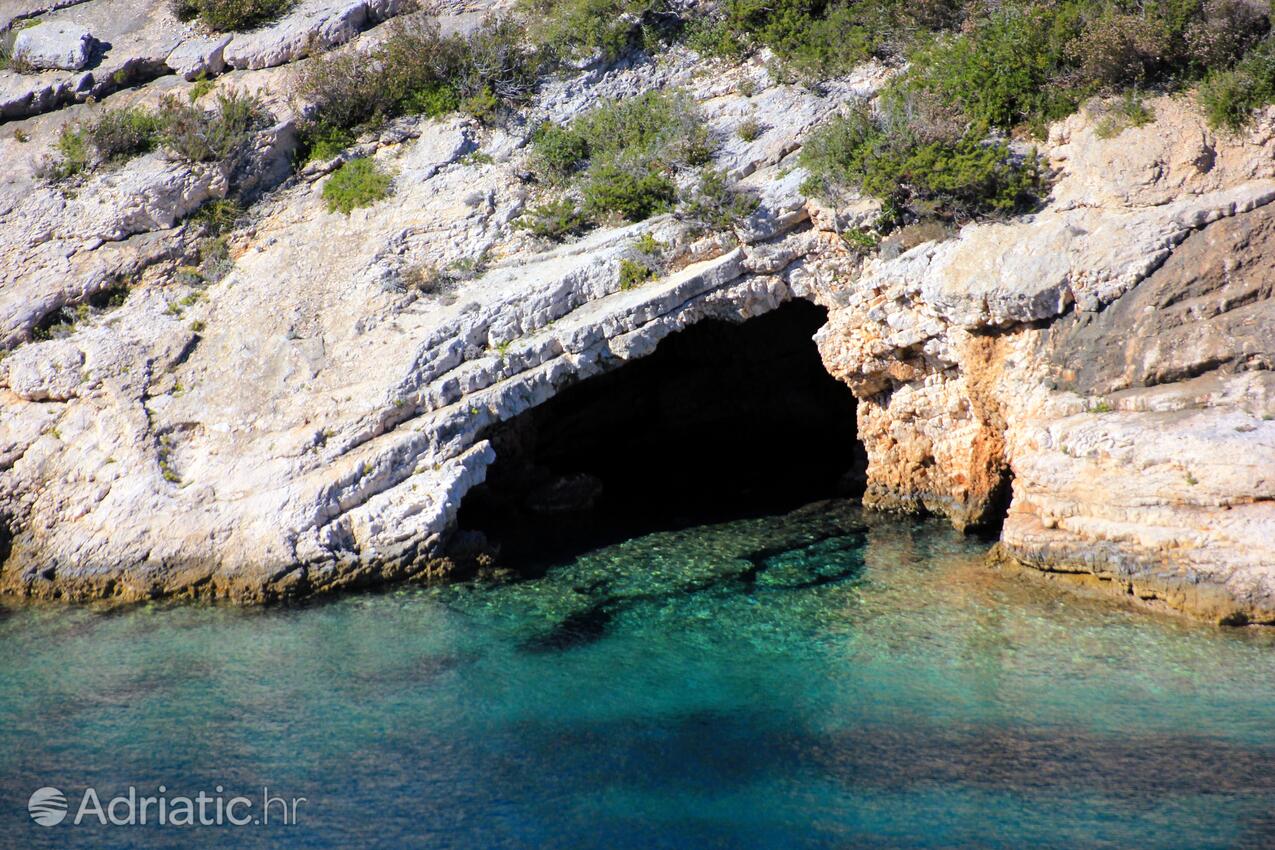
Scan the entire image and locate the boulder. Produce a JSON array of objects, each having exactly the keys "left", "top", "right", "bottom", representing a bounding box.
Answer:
[{"left": 12, "top": 21, "right": 95, "bottom": 71}]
